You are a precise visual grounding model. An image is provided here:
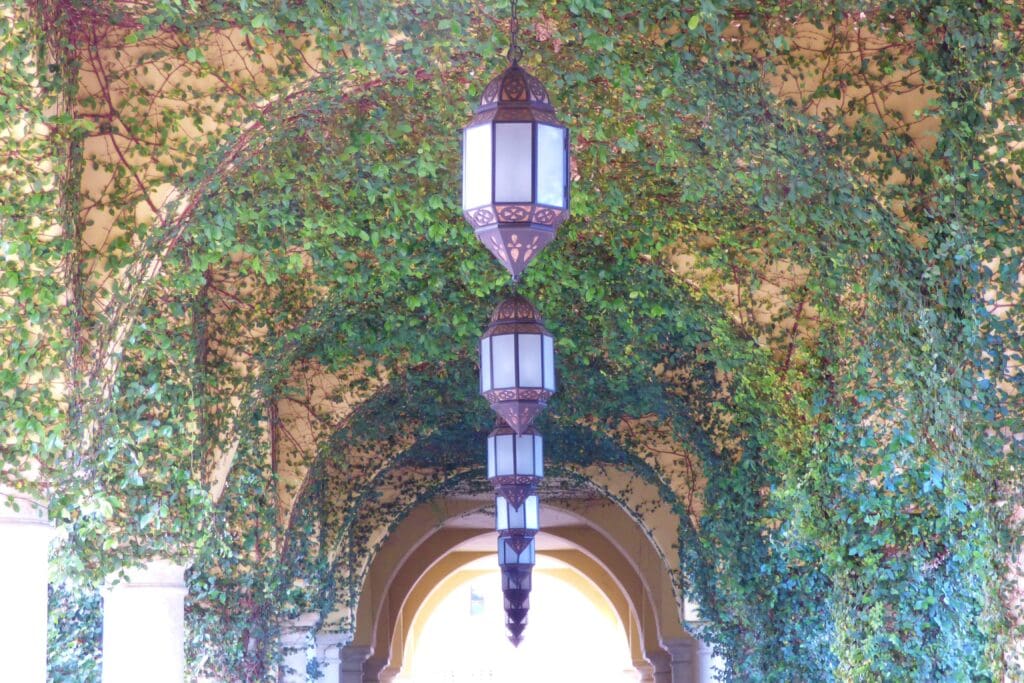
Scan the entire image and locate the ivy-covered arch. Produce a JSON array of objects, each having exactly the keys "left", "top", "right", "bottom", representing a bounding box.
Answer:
[{"left": 7, "top": 1, "right": 1020, "bottom": 680}]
